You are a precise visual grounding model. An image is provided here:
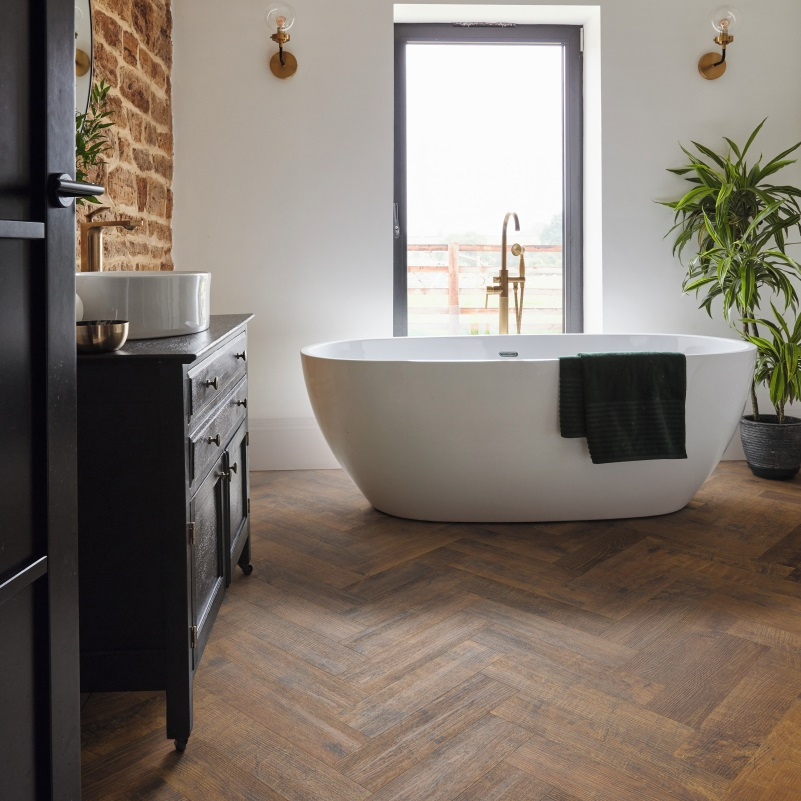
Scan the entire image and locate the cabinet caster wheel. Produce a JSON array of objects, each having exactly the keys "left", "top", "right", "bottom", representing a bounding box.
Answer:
[
  {"left": 174, "top": 739, "right": 187, "bottom": 752},
  {"left": 240, "top": 564, "right": 253, "bottom": 576}
]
